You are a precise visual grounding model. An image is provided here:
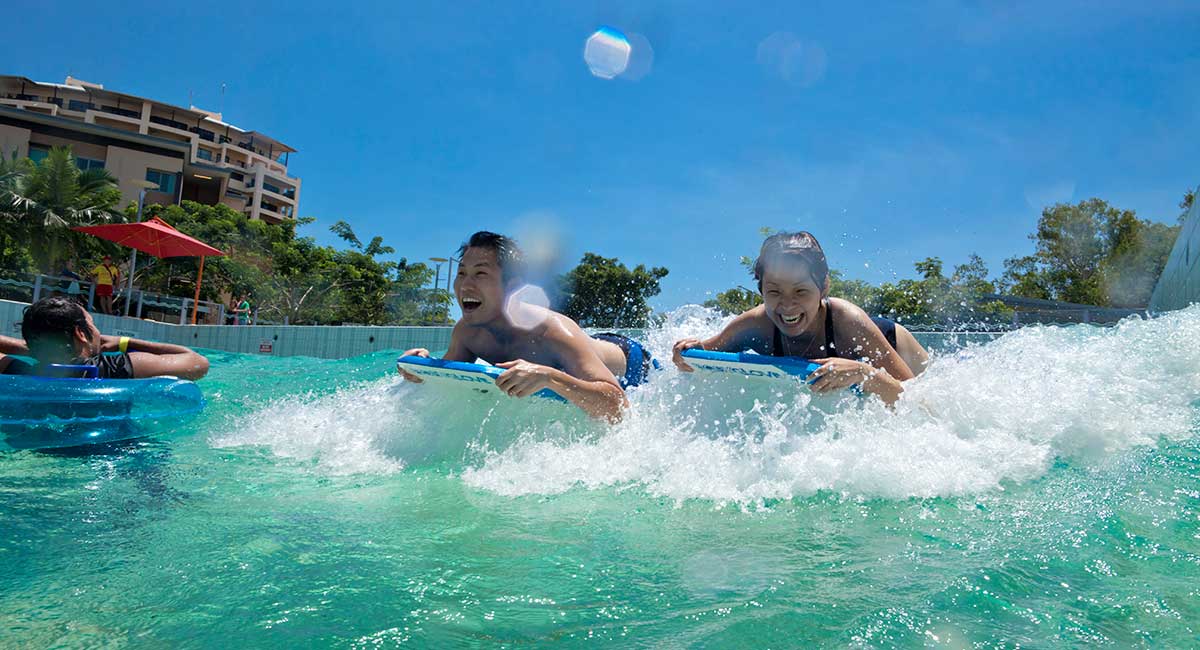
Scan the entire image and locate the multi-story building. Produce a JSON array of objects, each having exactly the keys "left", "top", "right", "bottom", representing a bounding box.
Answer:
[{"left": 0, "top": 75, "right": 300, "bottom": 223}]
